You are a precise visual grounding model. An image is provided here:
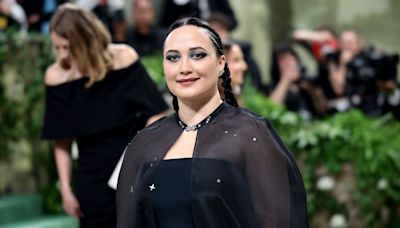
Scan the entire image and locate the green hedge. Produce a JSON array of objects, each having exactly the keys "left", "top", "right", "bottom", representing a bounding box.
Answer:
[
  {"left": 243, "top": 85, "right": 400, "bottom": 227},
  {"left": 1, "top": 33, "right": 400, "bottom": 227}
]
